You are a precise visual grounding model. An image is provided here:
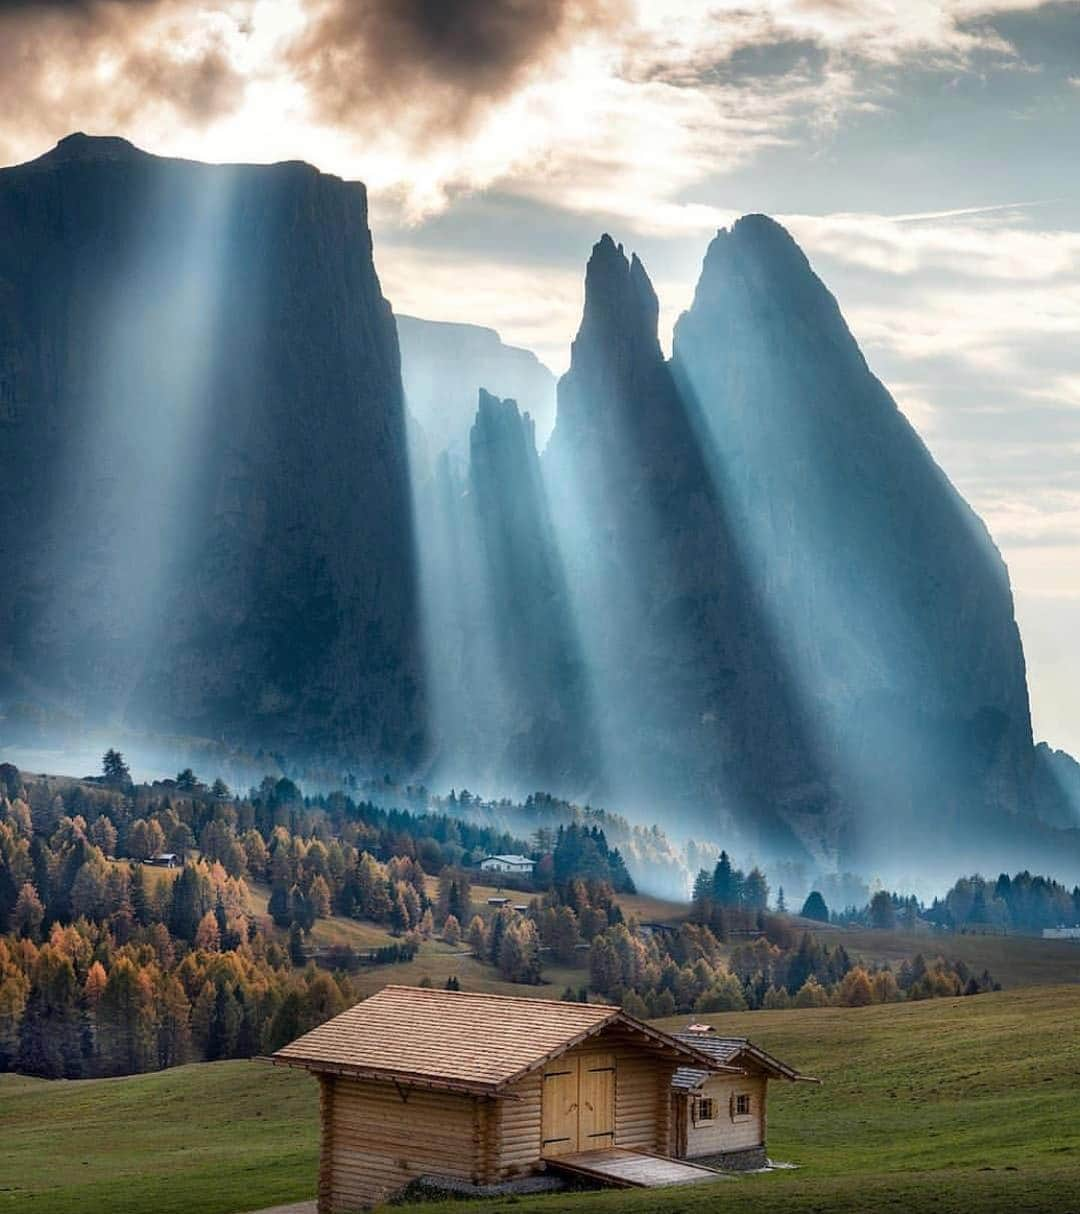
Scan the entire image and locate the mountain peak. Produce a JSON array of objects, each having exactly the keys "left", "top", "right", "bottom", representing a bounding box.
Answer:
[
  {"left": 575, "top": 234, "right": 660, "bottom": 362},
  {"left": 44, "top": 132, "right": 145, "bottom": 164}
]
